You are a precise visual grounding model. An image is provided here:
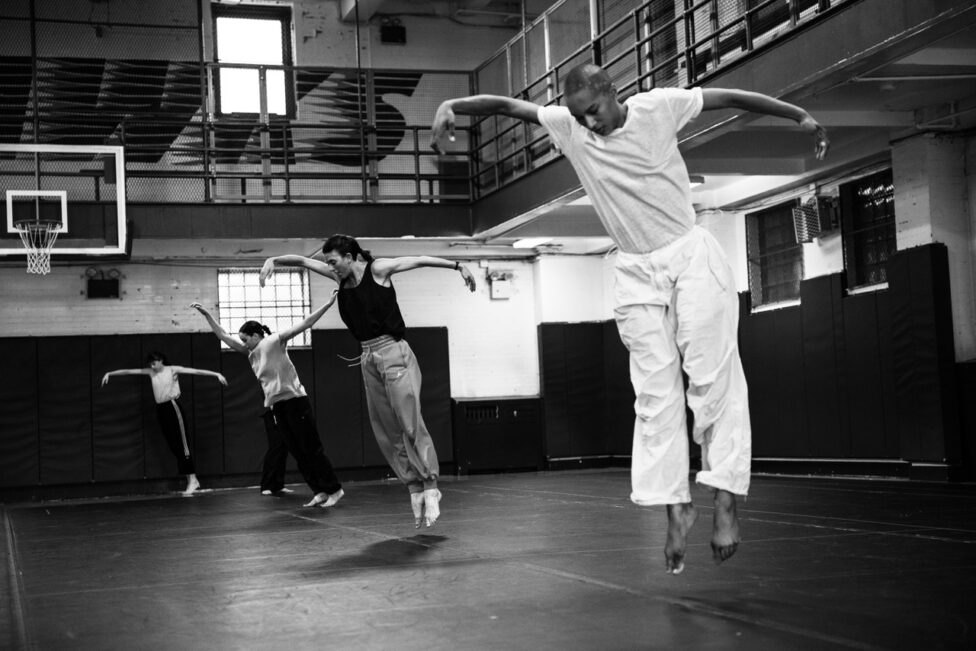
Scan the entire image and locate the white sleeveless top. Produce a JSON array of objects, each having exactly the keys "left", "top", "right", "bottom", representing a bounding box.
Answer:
[{"left": 248, "top": 333, "right": 306, "bottom": 408}]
